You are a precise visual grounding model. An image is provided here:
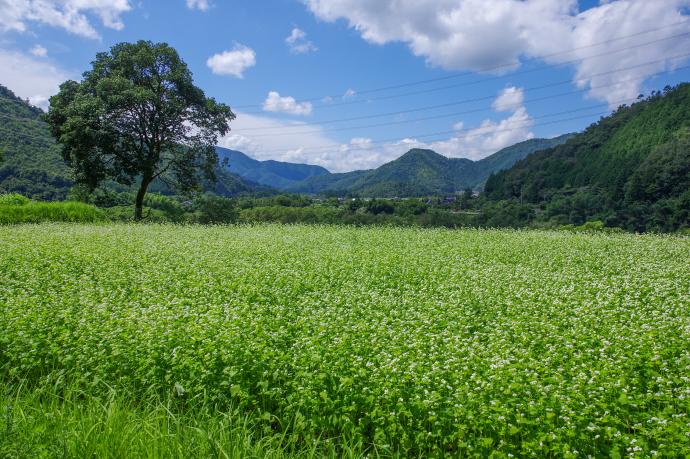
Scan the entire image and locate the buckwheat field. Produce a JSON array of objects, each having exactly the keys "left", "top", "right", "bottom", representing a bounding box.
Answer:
[{"left": 1, "top": 224, "right": 689, "bottom": 457}]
